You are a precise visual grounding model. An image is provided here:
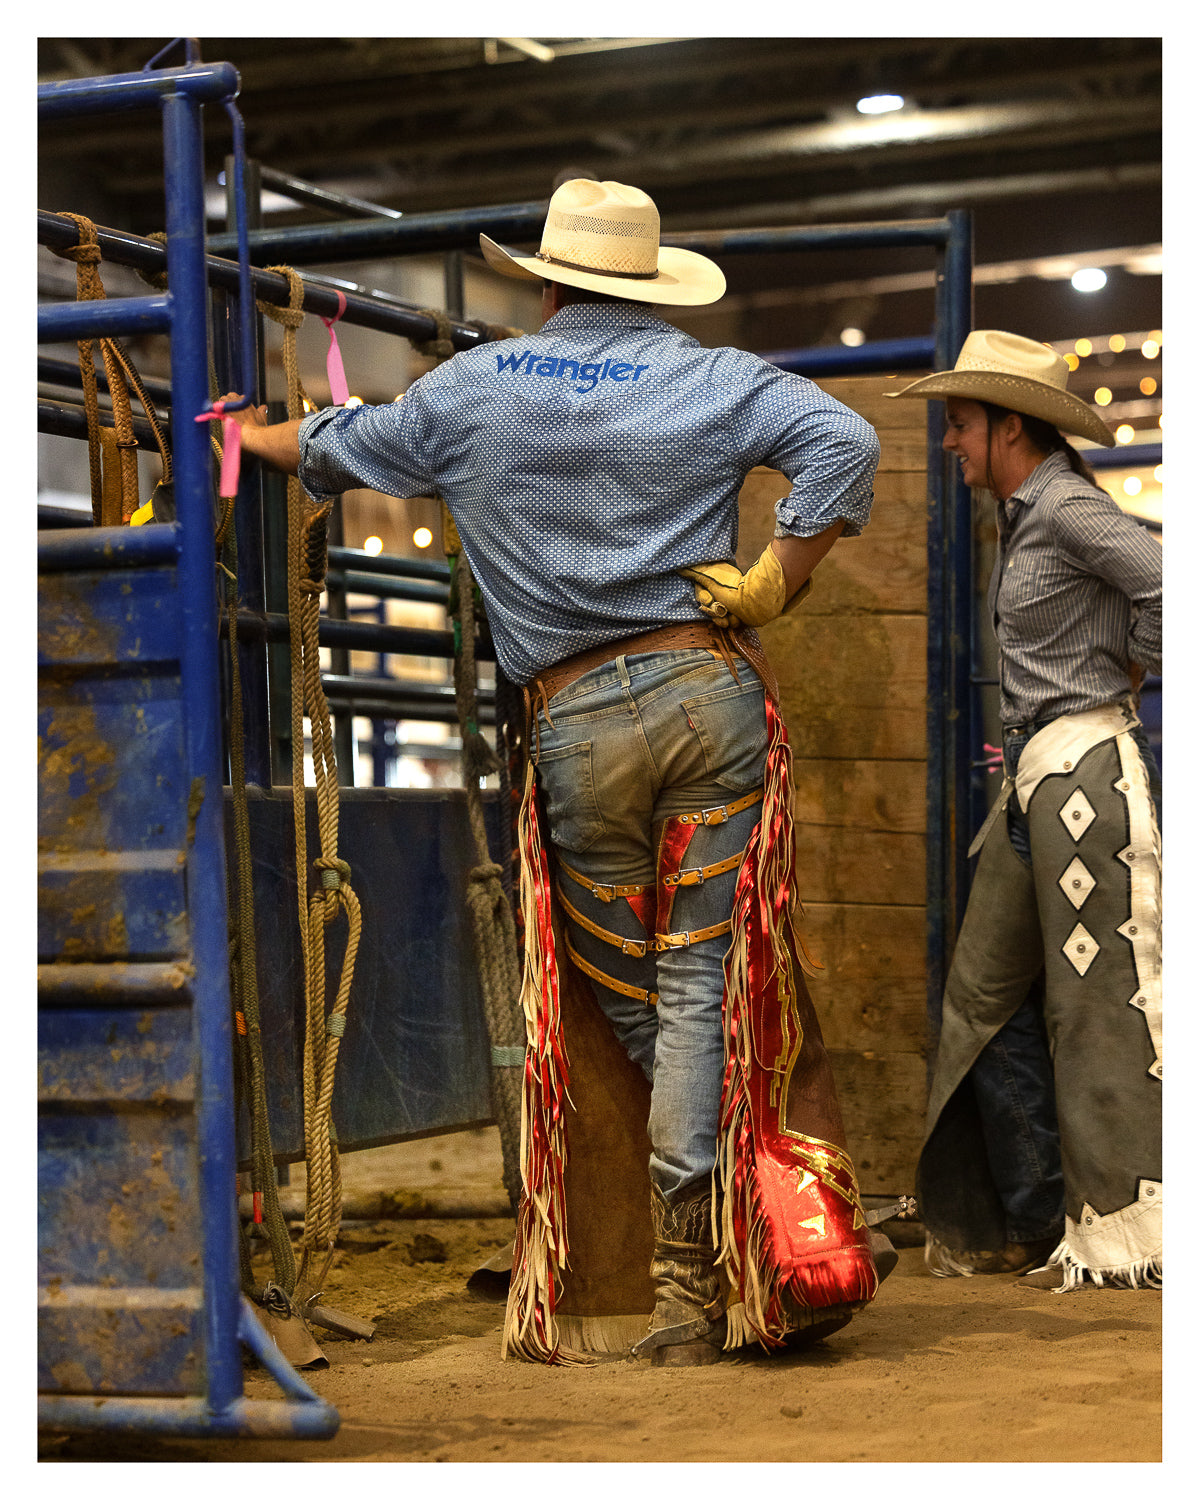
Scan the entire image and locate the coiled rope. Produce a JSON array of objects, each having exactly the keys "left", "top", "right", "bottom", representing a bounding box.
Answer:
[
  {"left": 49, "top": 213, "right": 149, "bottom": 525},
  {"left": 259, "top": 265, "right": 363, "bottom": 1301}
]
